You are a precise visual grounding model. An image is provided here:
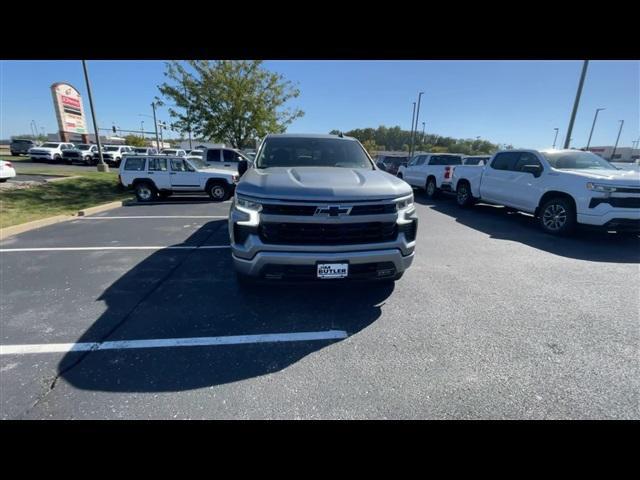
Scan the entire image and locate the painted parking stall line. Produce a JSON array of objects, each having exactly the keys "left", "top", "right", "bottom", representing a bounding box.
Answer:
[
  {"left": 0, "top": 245, "right": 231, "bottom": 253},
  {"left": 79, "top": 216, "right": 228, "bottom": 220},
  {"left": 0, "top": 330, "right": 349, "bottom": 355}
]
